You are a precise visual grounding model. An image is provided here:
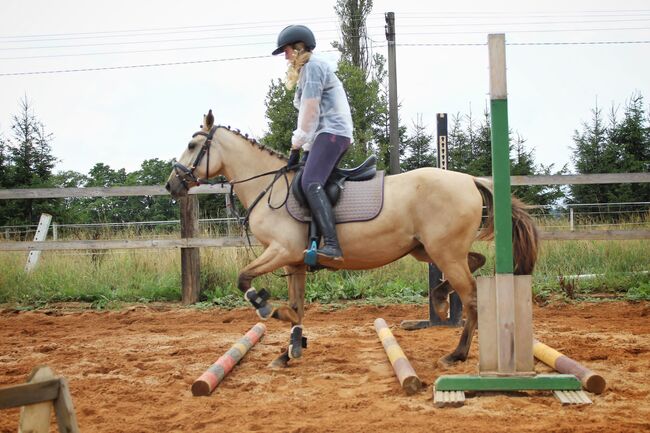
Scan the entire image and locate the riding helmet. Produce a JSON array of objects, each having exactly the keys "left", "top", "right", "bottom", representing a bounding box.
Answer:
[{"left": 272, "top": 25, "right": 316, "bottom": 55}]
